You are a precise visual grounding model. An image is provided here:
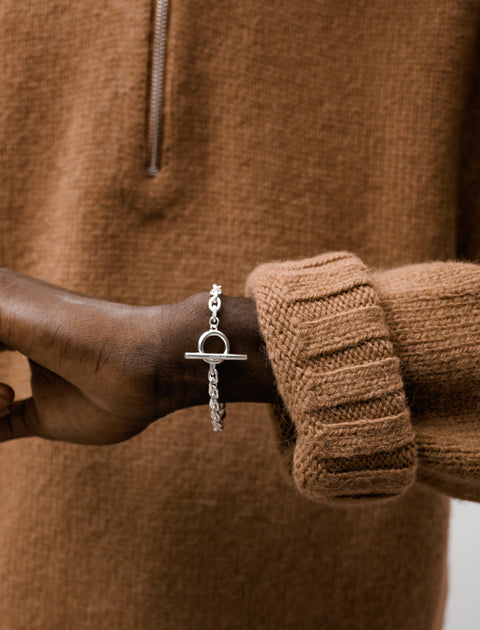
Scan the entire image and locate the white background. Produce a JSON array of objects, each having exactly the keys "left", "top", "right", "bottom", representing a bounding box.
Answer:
[{"left": 444, "top": 499, "right": 480, "bottom": 629}]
